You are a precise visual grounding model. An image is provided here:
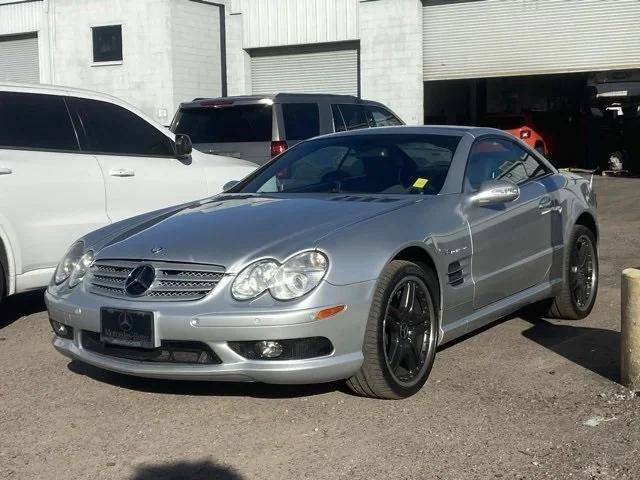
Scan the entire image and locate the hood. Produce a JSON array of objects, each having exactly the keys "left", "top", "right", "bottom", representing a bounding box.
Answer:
[{"left": 94, "top": 194, "right": 417, "bottom": 272}]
